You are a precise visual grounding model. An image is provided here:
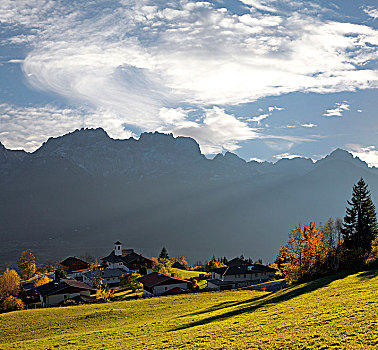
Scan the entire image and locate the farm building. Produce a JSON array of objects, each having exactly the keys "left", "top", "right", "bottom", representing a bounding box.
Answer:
[
  {"left": 36, "top": 278, "right": 95, "bottom": 307},
  {"left": 137, "top": 272, "right": 190, "bottom": 297}
]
